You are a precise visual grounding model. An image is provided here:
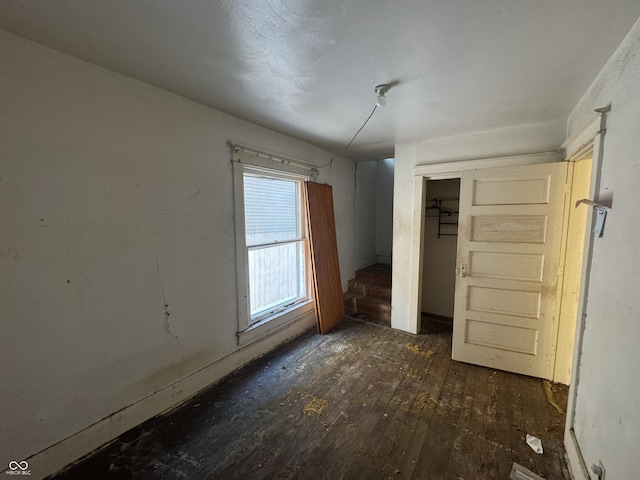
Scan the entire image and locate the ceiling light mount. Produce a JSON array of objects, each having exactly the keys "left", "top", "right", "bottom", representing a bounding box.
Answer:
[{"left": 375, "top": 84, "right": 391, "bottom": 107}]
